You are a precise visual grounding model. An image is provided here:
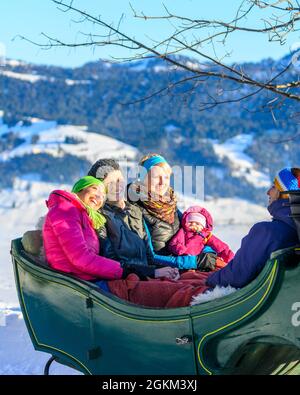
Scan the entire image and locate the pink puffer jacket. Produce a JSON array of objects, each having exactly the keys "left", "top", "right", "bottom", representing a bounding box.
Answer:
[
  {"left": 168, "top": 206, "right": 234, "bottom": 263},
  {"left": 43, "top": 190, "right": 123, "bottom": 281}
]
